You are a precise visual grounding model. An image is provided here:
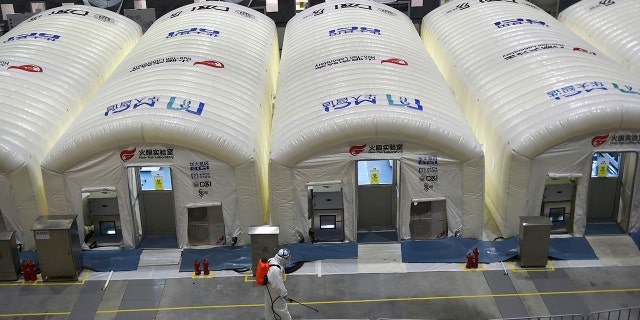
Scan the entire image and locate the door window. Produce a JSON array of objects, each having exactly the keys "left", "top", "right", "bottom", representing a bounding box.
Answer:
[{"left": 591, "top": 153, "right": 621, "bottom": 178}]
